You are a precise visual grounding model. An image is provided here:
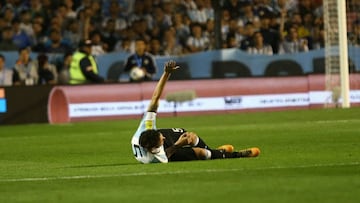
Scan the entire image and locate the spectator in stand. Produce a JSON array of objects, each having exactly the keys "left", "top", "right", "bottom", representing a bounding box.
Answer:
[
  {"left": 273, "top": 0, "right": 296, "bottom": 18},
  {"left": 298, "top": 0, "right": 315, "bottom": 19},
  {"left": 172, "top": 13, "right": 190, "bottom": 47},
  {"left": 63, "top": 19, "right": 82, "bottom": 51},
  {"left": 124, "top": 38, "right": 157, "bottom": 82},
  {"left": 223, "top": 0, "right": 243, "bottom": 19},
  {"left": 101, "top": 0, "right": 134, "bottom": 19},
  {"left": 226, "top": 34, "right": 238, "bottom": 49},
  {"left": 63, "top": 0, "right": 77, "bottom": 19},
  {"left": 238, "top": 2, "right": 261, "bottom": 29},
  {"left": 31, "top": 17, "right": 48, "bottom": 52},
  {"left": 114, "top": 37, "right": 133, "bottom": 53},
  {"left": 43, "top": 28, "right": 72, "bottom": 53},
  {"left": 187, "top": 0, "right": 210, "bottom": 25},
  {"left": 203, "top": 19, "right": 215, "bottom": 50},
  {"left": 172, "top": 0, "right": 188, "bottom": 15},
  {"left": 101, "top": 18, "right": 120, "bottom": 52},
  {"left": 186, "top": 22, "right": 210, "bottom": 53},
  {"left": 150, "top": 6, "right": 172, "bottom": 39},
  {"left": 103, "top": 1, "right": 128, "bottom": 32},
  {"left": 28, "top": 0, "right": 48, "bottom": 24},
  {"left": 58, "top": 52, "right": 72, "bottom": 85},
  {"left": 74, "top": 0, "right": 92, "bottom": 14},
  {"left": 2, "top": 6, "right": 16, "bottom": 26},
  {"left": 301, "top": 12, "right": 315, "bottom": 49},
  {"left": 287, "top": 12, "right": 312, "bottom": 43},
  {"left": 19, "top": 10, "right": 34, "bottom": 38},
  {"left": 69, "top": 39, "right": 104, "bottom": 84},
  {"left": 220, "top": 9, "right": 231, "bottom": 41},
  {"left": 0, "top": 54, "right": 13, "bottom": 86},
  {"left": 89, "top": 0, "right": 103, "bottom": 29},
  {"left": 0, "top": 15, "right": 7, "bottom": 31},
  {"left": 36, "top": 53, "right": 58, "bottom": 85},
  {"left": 240, "top": 22, "right": 256, "bottom": 51},
  {"left": 12, "top": 47, "right": 38, "bottom": 86},
  {"left": 202, "top": 0, "right": 215, "bottom": 22},
  {"left": 132, "top": 19, "right": 151, "bottom": 44},
  {"left": 182, "top": 0, "right": 197, "bottom": 11},
  {"left": 246, "top": 31, "right": 273, "bottom": 55},
  {"left": 127, "top": 0, "right": 147, "bottom": 26},
  {"left": 90, "top": 30, "right": 107, "bottom": 56},
  {"left": 259, "top": 11, "right": 280, "bottom": 54},
  {"left": 349, "top": 20, "right": 360, "bottom": 46},
  {"left": 149, "top": 38, "right": 164, "bottom": 56},
  {"left": 227, "top": 18, "right": 243, "bottom": 47},
  {"left": 49, "top": 9, "right": 66, "bottom": 32},
  {"left": 77, "top": 6, "right": 93, "bottom": 41},
  {"left": 0, "top": 26, "right": 18, "bottom": 51},
  {"left": 279, "top": 26, "right": 309, "bottom": 54},
  {"left": 163, "top": 27, "right": 183, "bottom": 56},
  {"left": 312, "top": 27, "right": 325, "bottom": 50},
  {"left": 161, "top": 1, "right": 175, "bottom": 26},
  {"left": 12, "top": 18, "right": 32, "bottom": 49}
]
